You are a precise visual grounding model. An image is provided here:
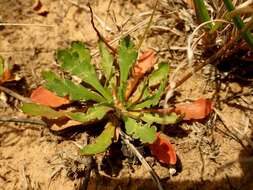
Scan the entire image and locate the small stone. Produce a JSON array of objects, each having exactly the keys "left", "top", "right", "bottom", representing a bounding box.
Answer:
[
  {"left": 229, "top": 82, "right": 242, "bottom": 93},
  {"left": 169, "top": 168, "right": 177, "bottom": 175}
]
